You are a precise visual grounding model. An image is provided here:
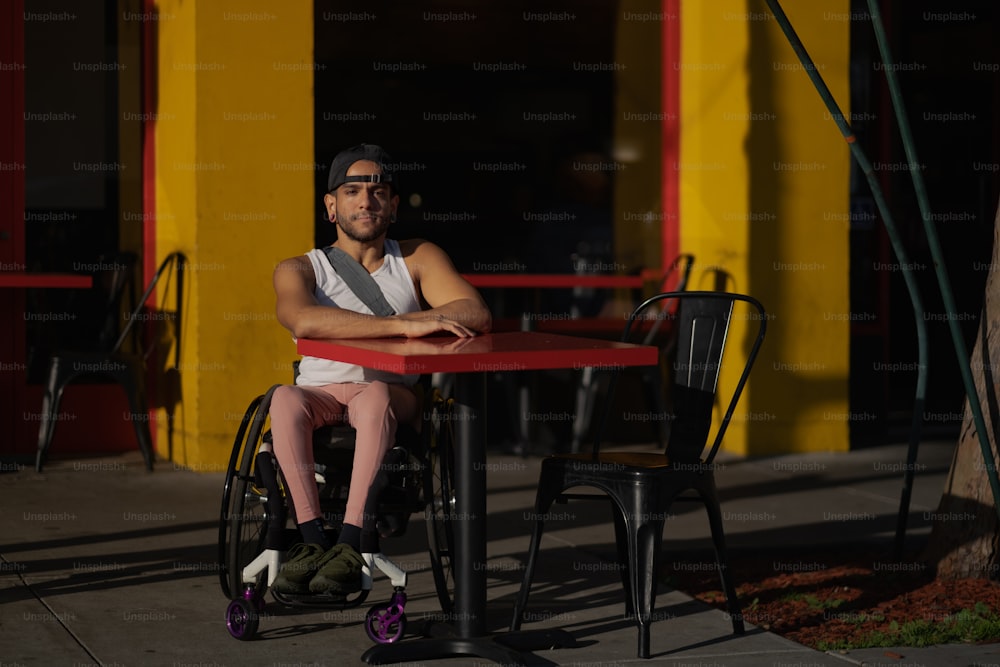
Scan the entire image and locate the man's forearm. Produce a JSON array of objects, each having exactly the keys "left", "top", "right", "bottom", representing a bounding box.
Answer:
[
  {"left": 398, "top": 298, "right": 493, "bottom": 333},
  {"left": 286, "top": 299, "right": 491, "bottom": 339},
  {"left": 288, "top": 306, "right": 409, "bottom": 339}
]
